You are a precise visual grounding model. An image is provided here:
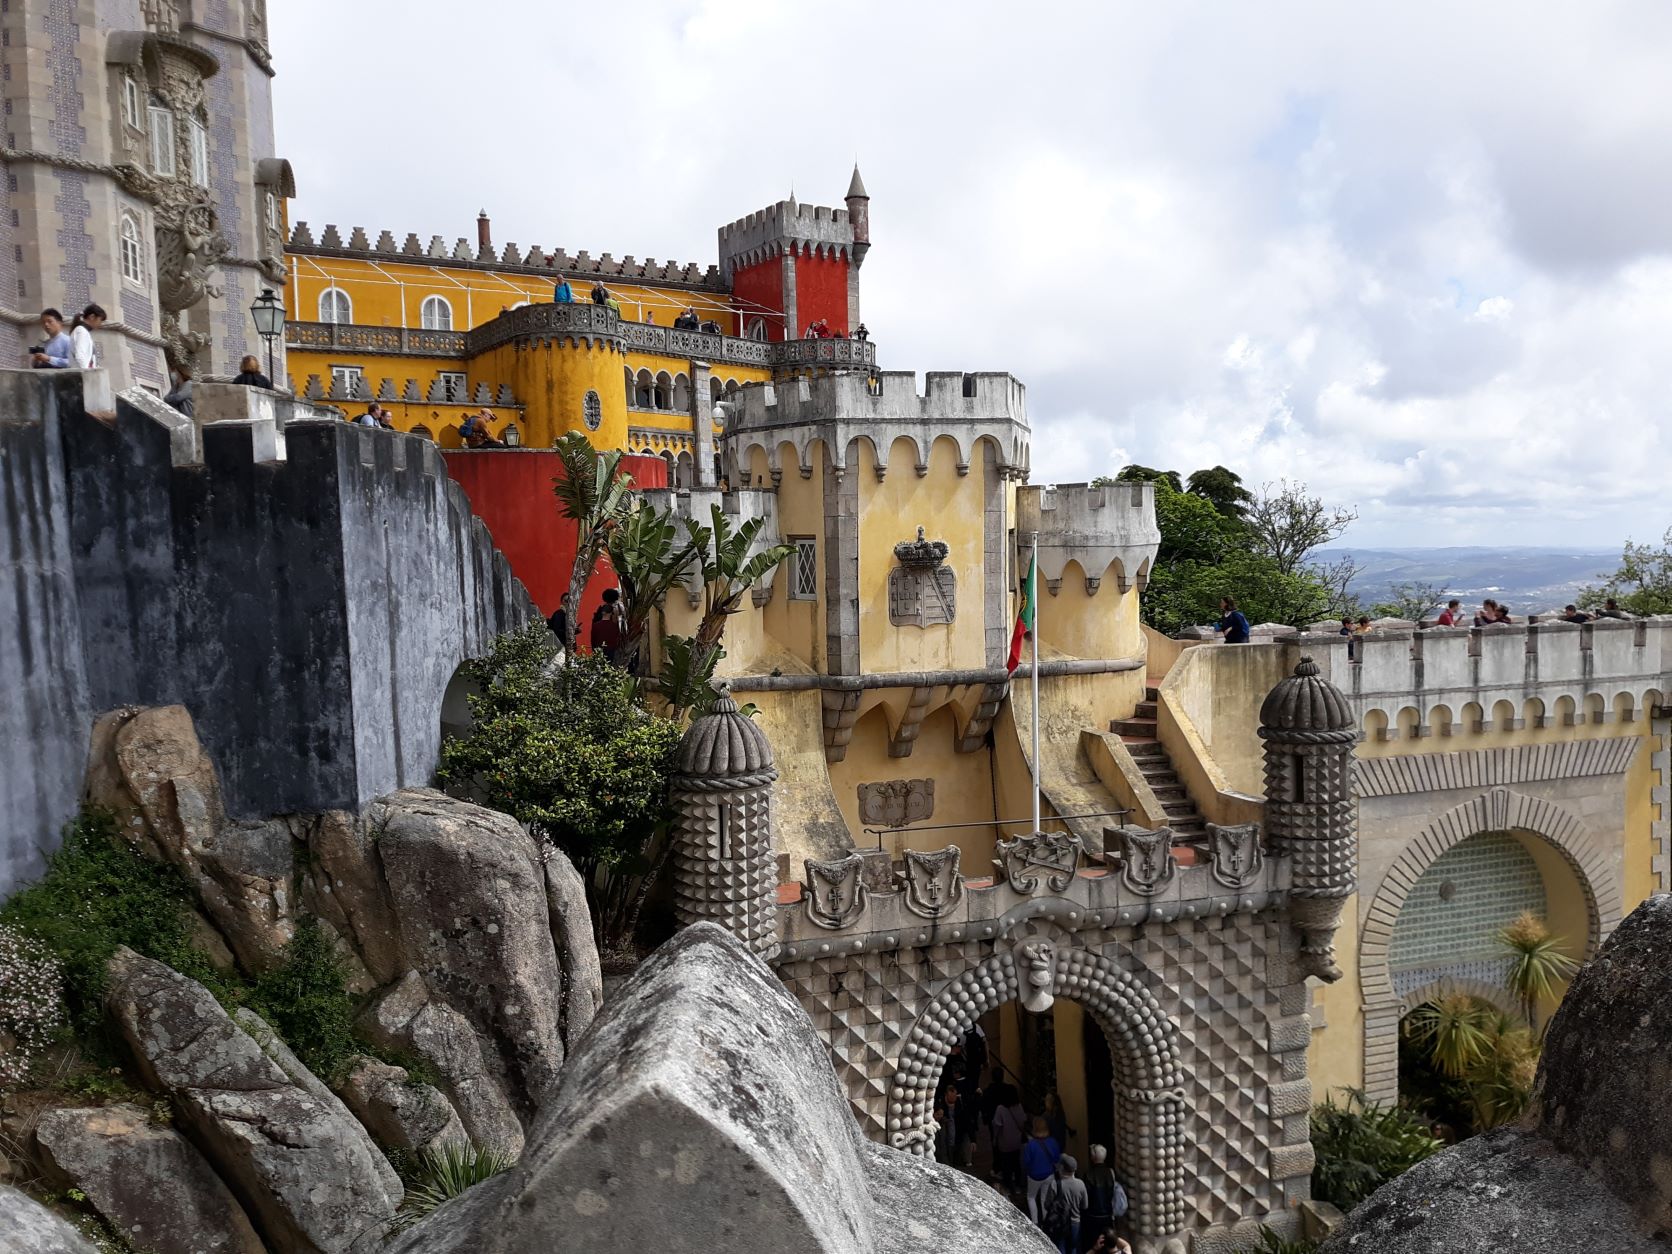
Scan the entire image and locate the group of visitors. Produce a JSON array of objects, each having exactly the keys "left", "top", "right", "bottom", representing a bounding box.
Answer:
[
  {"left": 543, "top": 588, "right": 626, "bottom": 663},
  {"left": 1217, "top": 590, "right": 1639, "bottom": 650},
  {"left": 353, "top": 401, "right": 396, "bottom": 430},
  {"left": 588, "top": 282, "right": 623, "bottom": 315},
  {"left": 930, "top": 1032, "right": 1129, "bottom": 1252},
  {"left": 156, "top": 353, "right": 274, "bottom": 418},
  {"left": 29, "top": 304, "right": 105, "bottom": 370}
]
